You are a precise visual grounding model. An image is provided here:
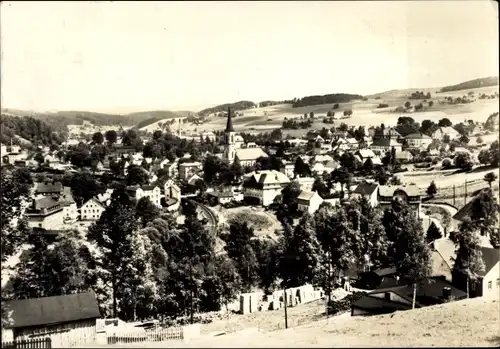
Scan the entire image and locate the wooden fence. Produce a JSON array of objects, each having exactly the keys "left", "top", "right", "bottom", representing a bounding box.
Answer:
[
  {"left": 107, "top": 326, "right": 184, "bottom": 345},
  {"left": 2, "top": 338, "right": 52, "bottom": 349}
]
